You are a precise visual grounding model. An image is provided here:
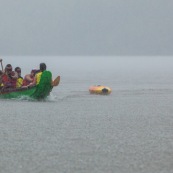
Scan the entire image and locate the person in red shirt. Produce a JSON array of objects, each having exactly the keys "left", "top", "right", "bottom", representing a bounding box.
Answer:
[{"left": 2, "top": 64, "right": 17, "bottom": 88}]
